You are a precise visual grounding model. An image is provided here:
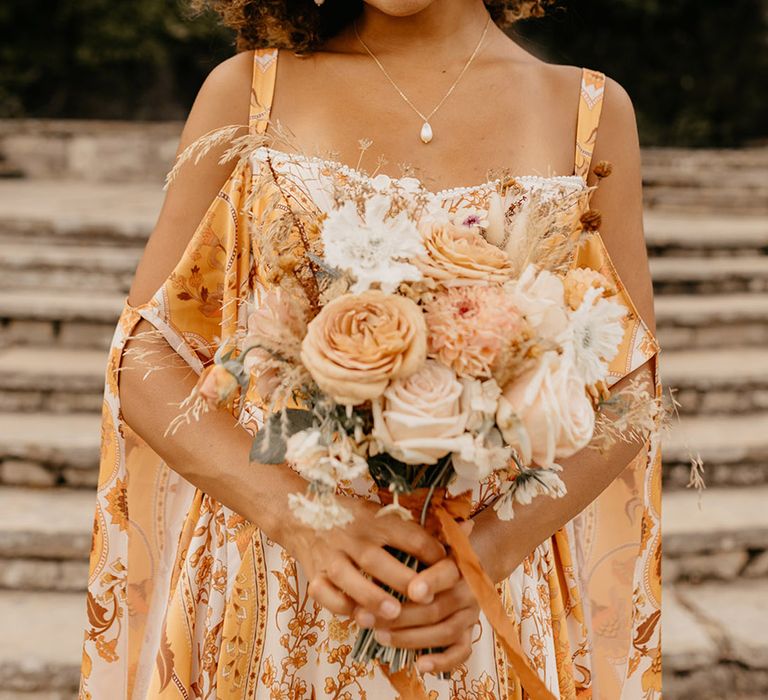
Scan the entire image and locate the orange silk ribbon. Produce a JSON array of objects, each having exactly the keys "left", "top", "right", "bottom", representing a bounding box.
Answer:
[{"left": 376, "top": 488, "right": 556, "bottom": 700}]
